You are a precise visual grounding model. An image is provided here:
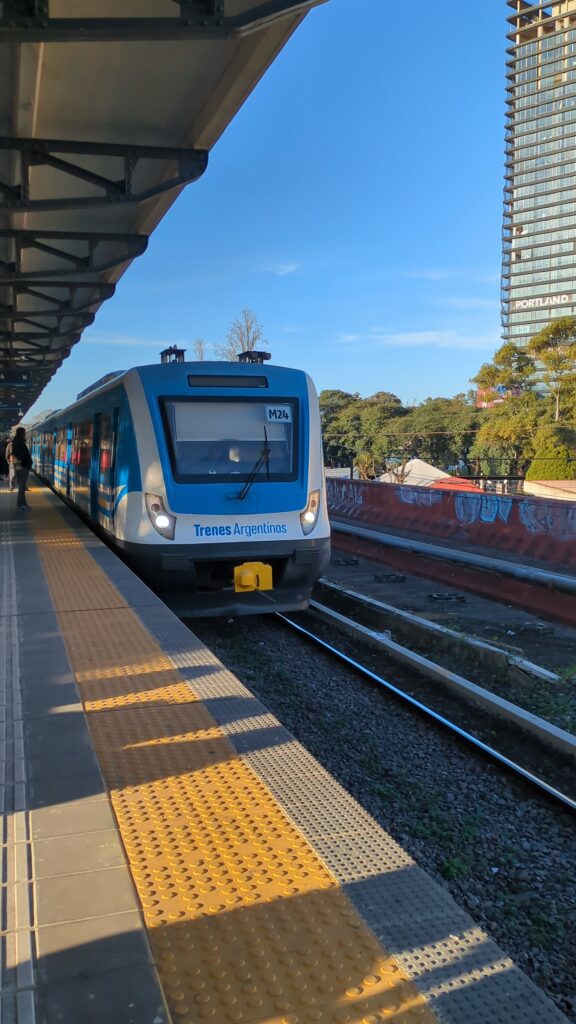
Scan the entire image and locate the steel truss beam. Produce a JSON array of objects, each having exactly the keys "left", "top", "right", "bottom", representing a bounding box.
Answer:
[
  {"left": 1, "top": 280, "right": 116, "bottom": 313},
  {"left": 0, "top": 312, "right": 94, "bottom": 339},
  {"left": 0, "top": 230, "right": 147, "bottom": 280},
  {"left": 0, "top": 1, "right": 323, "bottom": 42},
  {"left": 0, "top": 278, "right": 113, "bottom": 389},
  {"left": 0, "top": 139, "right": 208, "bottom": 211},
  {"left": 0, "top": 338, "right": 78, "bottom": 359},
  {"left": 0, "top": 306, "right": 94, "bottom": 330},
  {"left": 0, "top": 337, "right": 78, "bottom": 354},
  {"left": 0, "top": 368, "right": 32, "bottom": 382}
]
